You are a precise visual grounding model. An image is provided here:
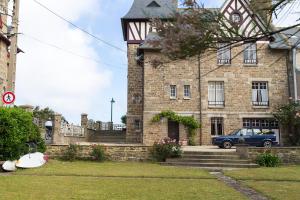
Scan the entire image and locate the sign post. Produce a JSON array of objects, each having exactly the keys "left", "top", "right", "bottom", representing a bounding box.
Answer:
[{"left": 2, "top": 91, "right": 16, "bottom": 106}]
